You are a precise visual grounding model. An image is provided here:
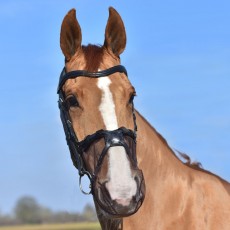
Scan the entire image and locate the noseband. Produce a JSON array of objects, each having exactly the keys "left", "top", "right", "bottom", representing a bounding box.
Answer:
[{"left": 57, "top": 65, "right": 138, "bottom": 194}]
